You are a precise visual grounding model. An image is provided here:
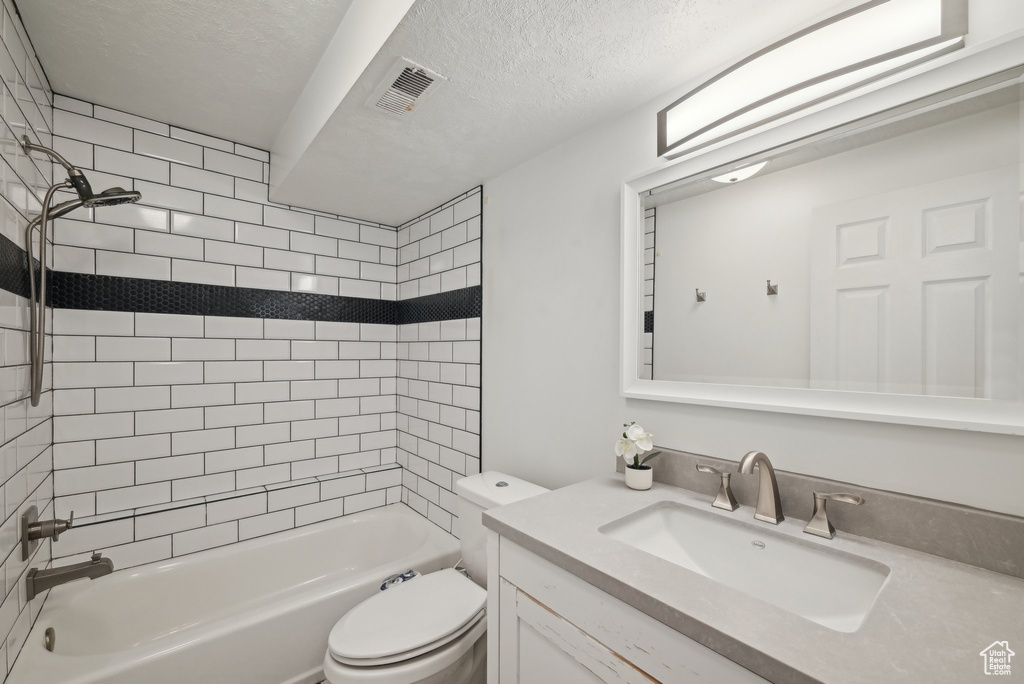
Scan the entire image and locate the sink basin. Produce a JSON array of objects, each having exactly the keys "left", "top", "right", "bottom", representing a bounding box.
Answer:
[{"left": 599, "top": 501, "right": 889, "bottom": 632}]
